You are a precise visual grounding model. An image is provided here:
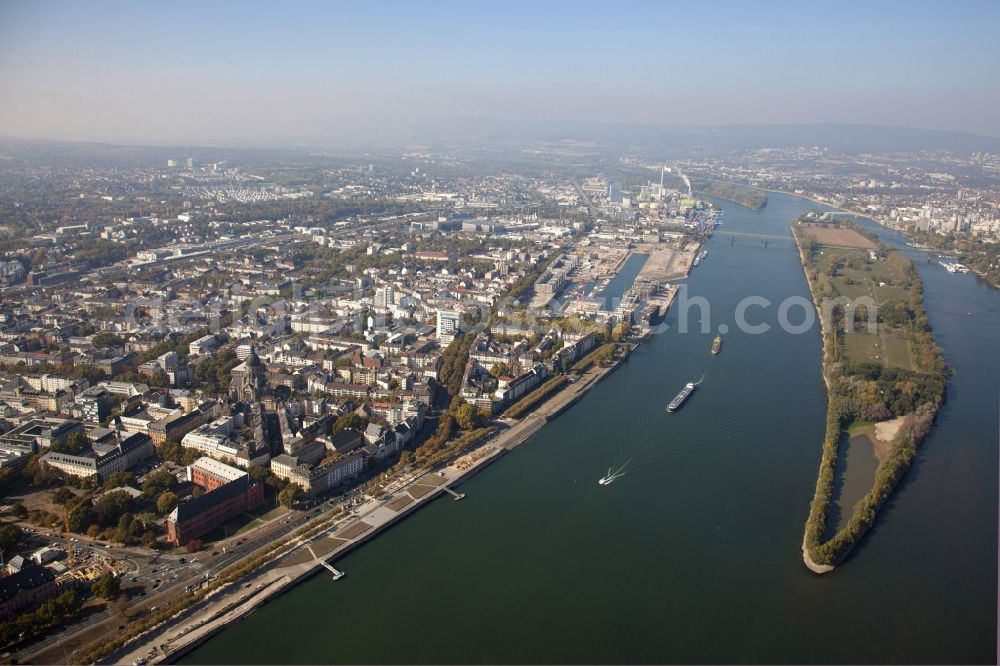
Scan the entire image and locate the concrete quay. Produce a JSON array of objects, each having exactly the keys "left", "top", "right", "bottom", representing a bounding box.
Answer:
[{"left": 116, "top": 353, "right": 633, "bottom": 665}]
